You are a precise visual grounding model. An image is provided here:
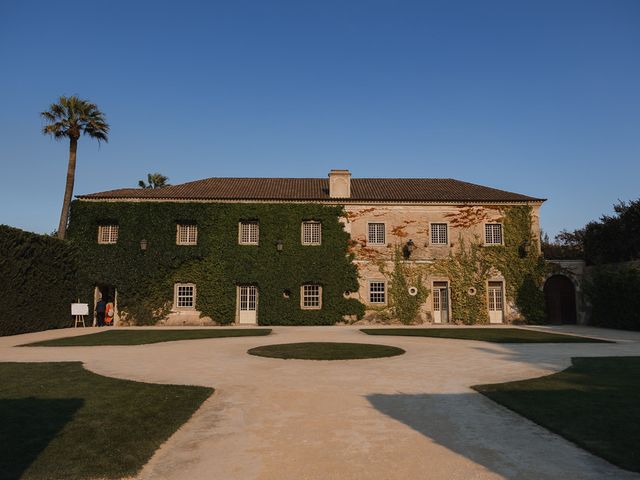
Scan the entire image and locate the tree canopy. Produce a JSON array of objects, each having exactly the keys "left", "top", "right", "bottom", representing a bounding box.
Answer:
[
  {"left": 139, "top": 173, "right": 170, "bottom": 189},
  {"left": 543, "top": 198, "right": 640, "bottom": 265}
]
